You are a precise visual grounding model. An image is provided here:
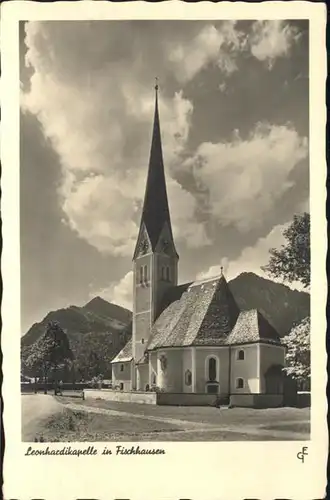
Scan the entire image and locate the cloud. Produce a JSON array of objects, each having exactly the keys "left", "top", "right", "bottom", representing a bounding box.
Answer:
[
  {"left": 197, "top": 222, "right": 305, "bottom": 291},
  {"left": 166, "top": 21, "right": 246, "bottom": 83},
  {"left": 21, "top": 21, "right": 306, "bottom": 257},
  {"left": 184, "top": 123, "right": 308, "bottom": 232},
  {"left": 22, "top": 21, "right": 207, "bottom": 256},
  {"left": 249, "top": 21, "right": 301, "bottom": 68},
  {"left": 93, "top": 271, "right": 134, "bottom": 311}
]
